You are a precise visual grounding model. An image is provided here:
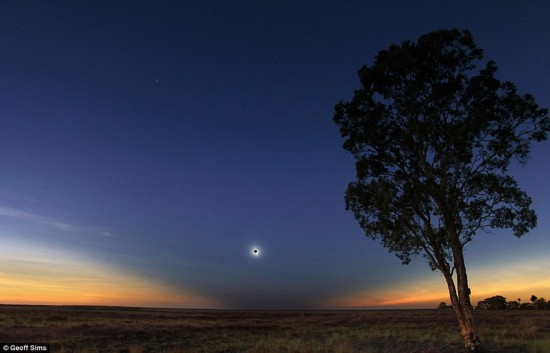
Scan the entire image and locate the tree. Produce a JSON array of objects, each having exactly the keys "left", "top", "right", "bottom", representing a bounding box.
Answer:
[
  {"left": 333, "top": 29, "right": 549, "bottom": 351},
  {"left": 520, "top": 302, "right": 532, "bottom": 310},
  {"left": 476, "top": 295, "right": 507, "bottom": 310},
  {"left": 476, "top": 300, "right": 490, "bottom": 310},
  {"left": 506, "top": 300, "right": 520, "bottom": 310},
  {"left": 437, "top": 301, "right": 451, "bottom": 310},
  {"left": 534, "top": 297, "right": 549, "bottom": 310}
]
